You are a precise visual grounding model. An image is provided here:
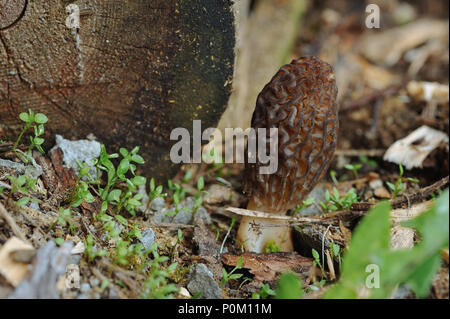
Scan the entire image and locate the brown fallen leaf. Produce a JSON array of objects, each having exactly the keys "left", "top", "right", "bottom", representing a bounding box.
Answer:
[
  {"left": 0, "top": 237, "right": 34, "bottom": 287},
  {"left": 374, "top": 186, "right": 391, "bottom": 199},
  {"left": 221, "top": 252, "right": 312, "bottom": 285}
]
